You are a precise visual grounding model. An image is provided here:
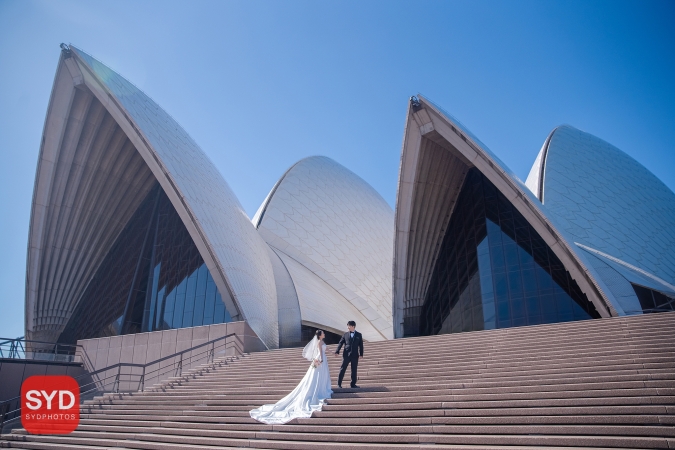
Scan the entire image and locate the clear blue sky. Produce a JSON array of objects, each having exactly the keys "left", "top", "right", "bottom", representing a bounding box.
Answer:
[{"left": 1, "top": 0, "right": 673, "bottom": 339}]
